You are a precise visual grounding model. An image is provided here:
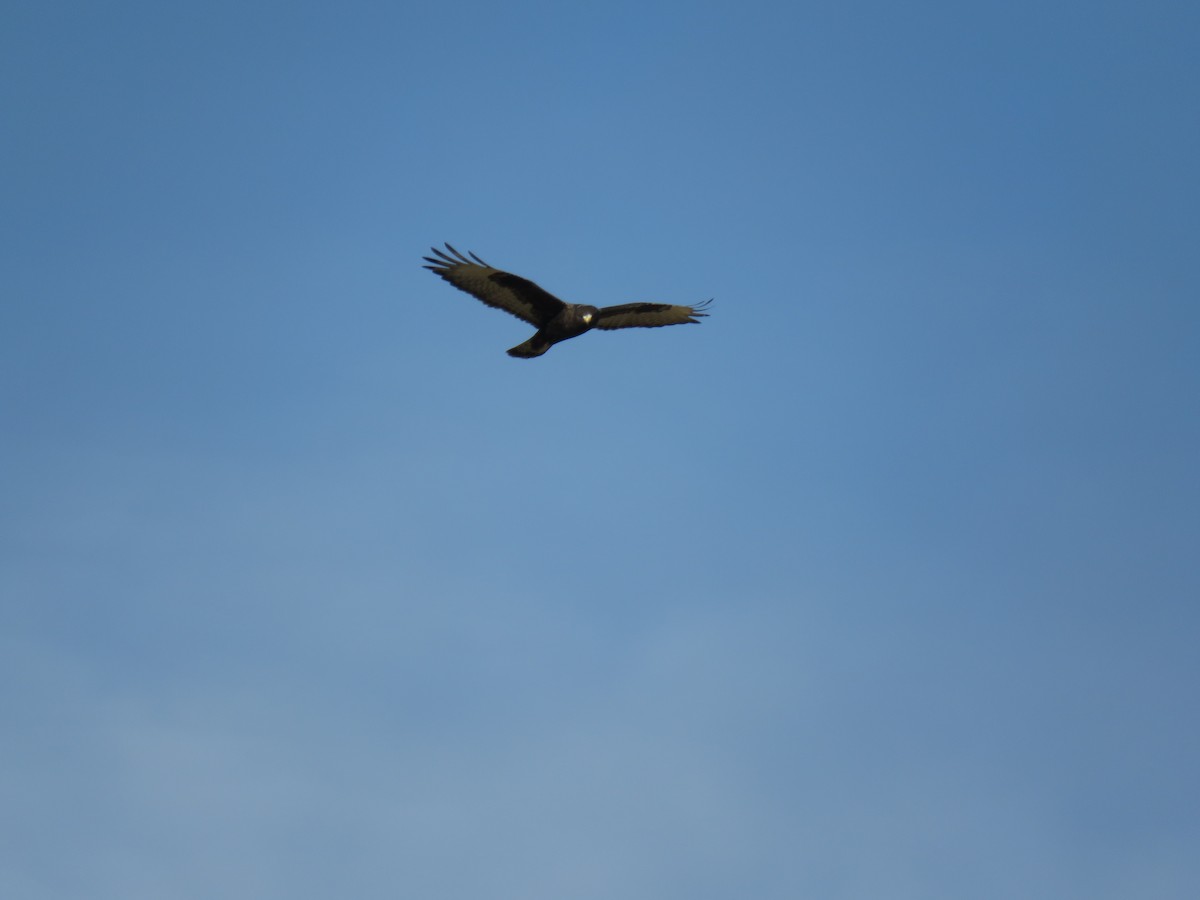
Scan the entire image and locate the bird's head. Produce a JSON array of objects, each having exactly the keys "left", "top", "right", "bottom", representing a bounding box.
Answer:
[{"left": 578, "top": 305, "right": 599, "bottom": 327}]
